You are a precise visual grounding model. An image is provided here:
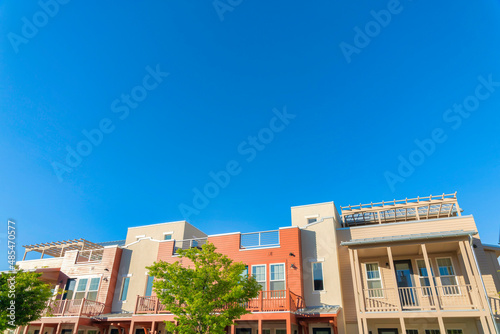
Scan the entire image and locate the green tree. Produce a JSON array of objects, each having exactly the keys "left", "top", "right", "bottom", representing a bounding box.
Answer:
[
  {"left": 0, "top": 270, "right": 53, "bottom": 331},
  {"left": 147, "top": 242, "right": 261, "bottom": 334}
]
